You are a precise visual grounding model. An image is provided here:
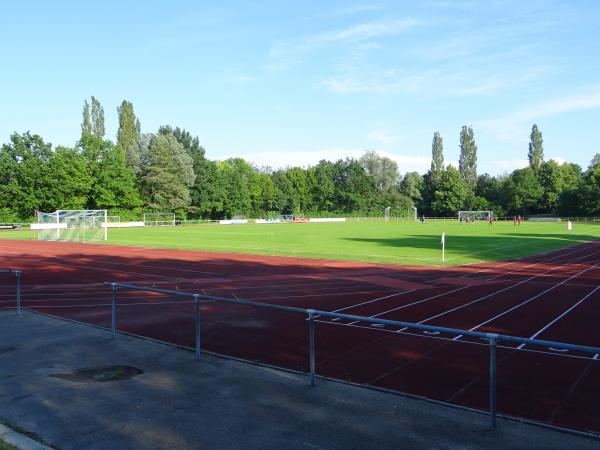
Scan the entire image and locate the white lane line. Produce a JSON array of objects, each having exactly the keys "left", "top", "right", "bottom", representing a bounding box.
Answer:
[
  {"left": 331, "top": 289, "right": 415, "bottom": 313},
  {"left": 594, "top": 354, "right": 599, "bottom": 360},
  {"left": 314, "top": 319, "right": 600, "bottom": 362},
  {"left": 347, "top": 285, "right": 471, "bottom": 325},
  {"left": 463, "top": 261, "right": 600, "bottom": 341},
  {"left": 515, "top": 283, "right": 600, "bottom": 349},
  {"left": 347, "top": 245, "right": 600, "bottom": 327}
]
